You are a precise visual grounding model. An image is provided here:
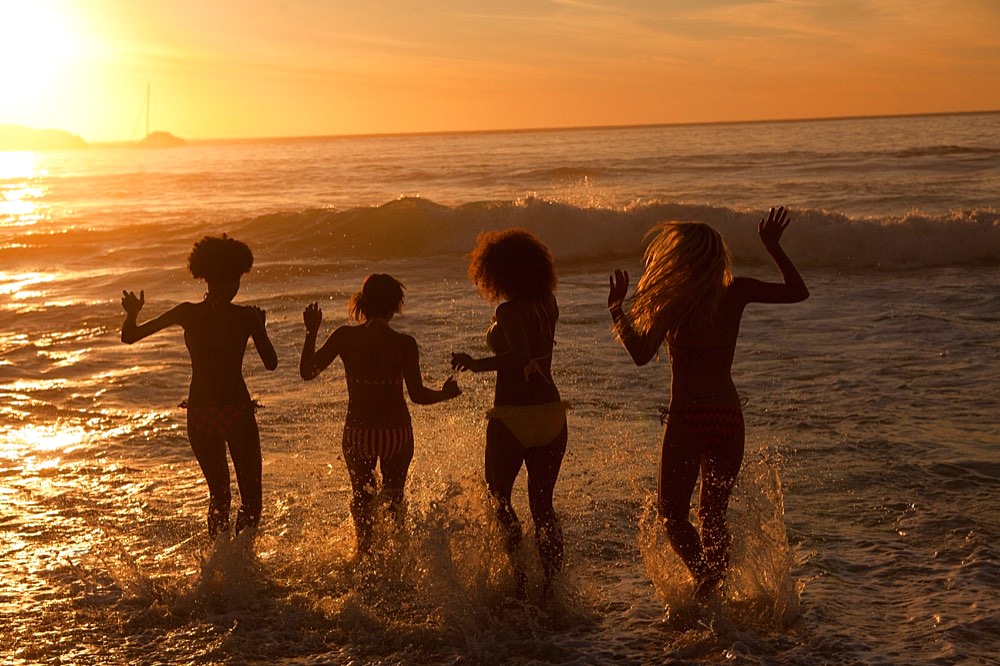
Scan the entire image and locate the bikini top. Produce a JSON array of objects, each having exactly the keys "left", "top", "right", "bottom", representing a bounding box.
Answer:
[{"left": 486, "top": 300, "right": 556, "bottom": 383}]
